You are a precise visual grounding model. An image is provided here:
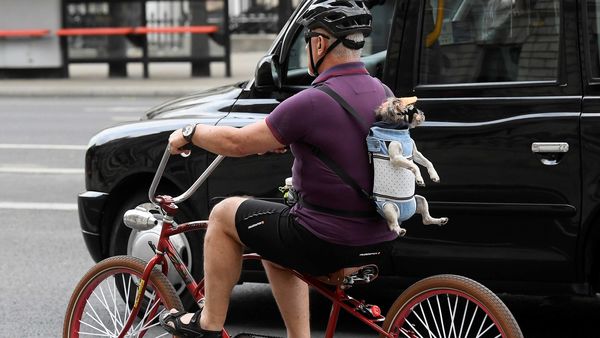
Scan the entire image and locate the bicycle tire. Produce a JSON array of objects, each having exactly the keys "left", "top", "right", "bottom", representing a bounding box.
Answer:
[
  {"left": 63, "top": 255, "right": 184, "bottom": 338},
  {"left": 381, "top": 274, "right": 523, "bottom": 338}
]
